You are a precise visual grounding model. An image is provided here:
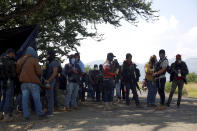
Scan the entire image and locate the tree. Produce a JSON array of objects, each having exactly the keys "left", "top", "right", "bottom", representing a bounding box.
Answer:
[
  {"left": 84, "top": 65, "right": 91, "bottom": 74},
  {"left": 0, "top": 0, "right": 157, "bottom": 62}
]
